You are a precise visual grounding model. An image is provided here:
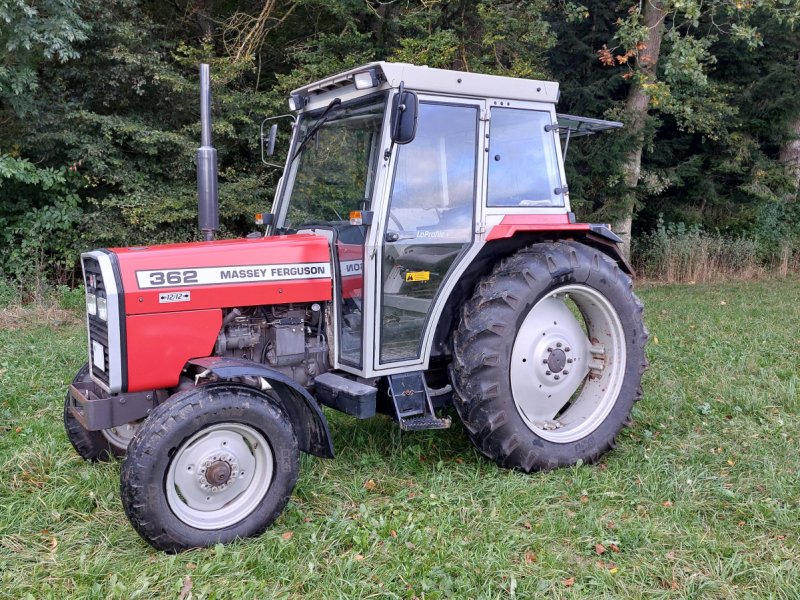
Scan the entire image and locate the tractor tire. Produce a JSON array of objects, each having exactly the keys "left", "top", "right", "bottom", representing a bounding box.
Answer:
[
  {"left": 120, "top": 383, "right": 299, "bottom": 552},
  {"left": 451, "top": 241, "right": 648, "bottom": 472},
  {"left": 64, "top": 362, "right": 135, "bottom": 460}
]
